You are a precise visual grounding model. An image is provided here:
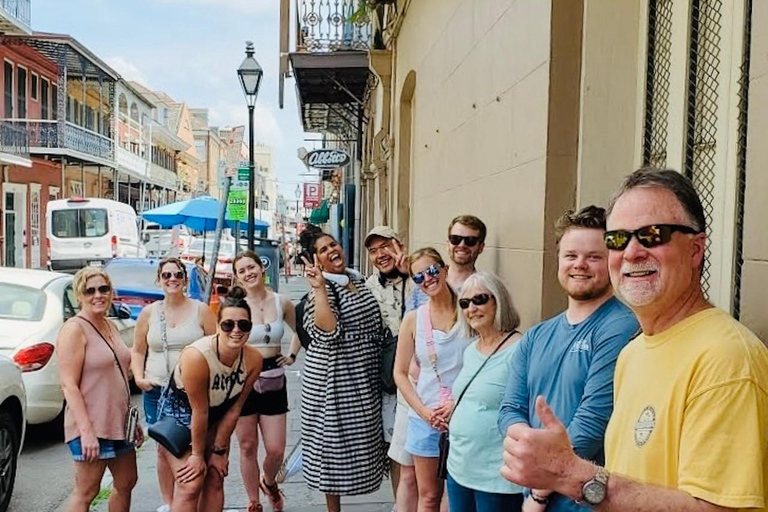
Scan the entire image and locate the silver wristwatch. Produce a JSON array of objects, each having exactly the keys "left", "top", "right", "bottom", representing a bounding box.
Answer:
[{"left": 581, "top": 466, "right": 609, "bottom": 505}]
